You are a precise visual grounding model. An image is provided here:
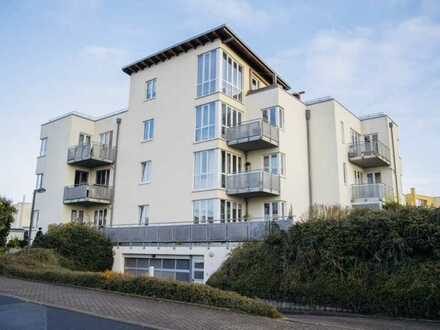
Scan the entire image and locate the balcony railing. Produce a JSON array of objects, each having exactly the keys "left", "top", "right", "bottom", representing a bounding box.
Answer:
[
  {"left": 67, "top": 143, "right": 115, "bottom": 167},
  {"left": 63, "top": 184, "right": 113, "bottom": 206},
  {"left": 226, "top": 119, "right": 279, "bottom": 151},
  {"left": 226, "top": 170, "right": 280, "bottom": 197},
  {"left": 351, "top": 183, "right": 389, "bottom": 201},
  {"left": 103, "top": 218, "right": 293, "bottom": 244},
  {"left": 348, "top": 141, "right": 391, "bottom": 168}
]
